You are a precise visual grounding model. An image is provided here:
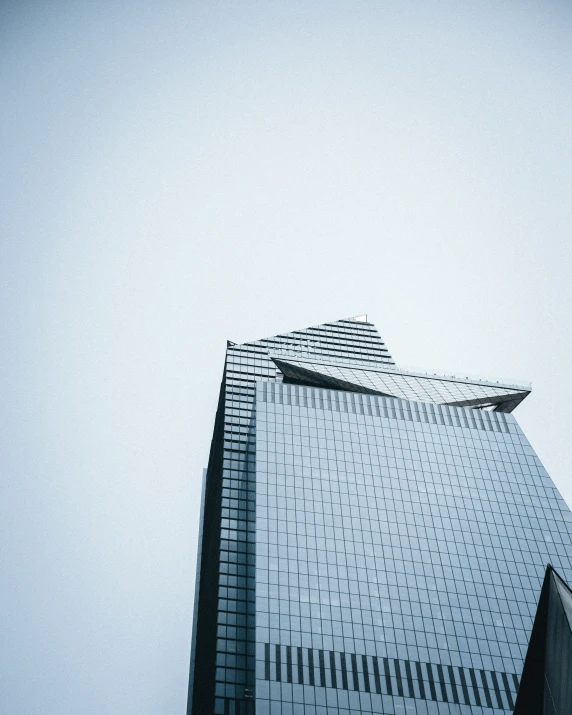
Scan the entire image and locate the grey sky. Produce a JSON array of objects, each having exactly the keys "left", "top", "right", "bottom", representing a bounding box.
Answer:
[{"left": 1, "top": 1, "right": 572, "bottom": 713}]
